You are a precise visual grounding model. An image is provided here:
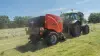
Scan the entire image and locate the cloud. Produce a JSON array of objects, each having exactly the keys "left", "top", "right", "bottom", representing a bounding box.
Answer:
[
  {"left": 76, "top": 0, "right": 90, "bottom": 4},
  {"left": 43, "top": 8, "right": 67, "bottom": 13}
]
